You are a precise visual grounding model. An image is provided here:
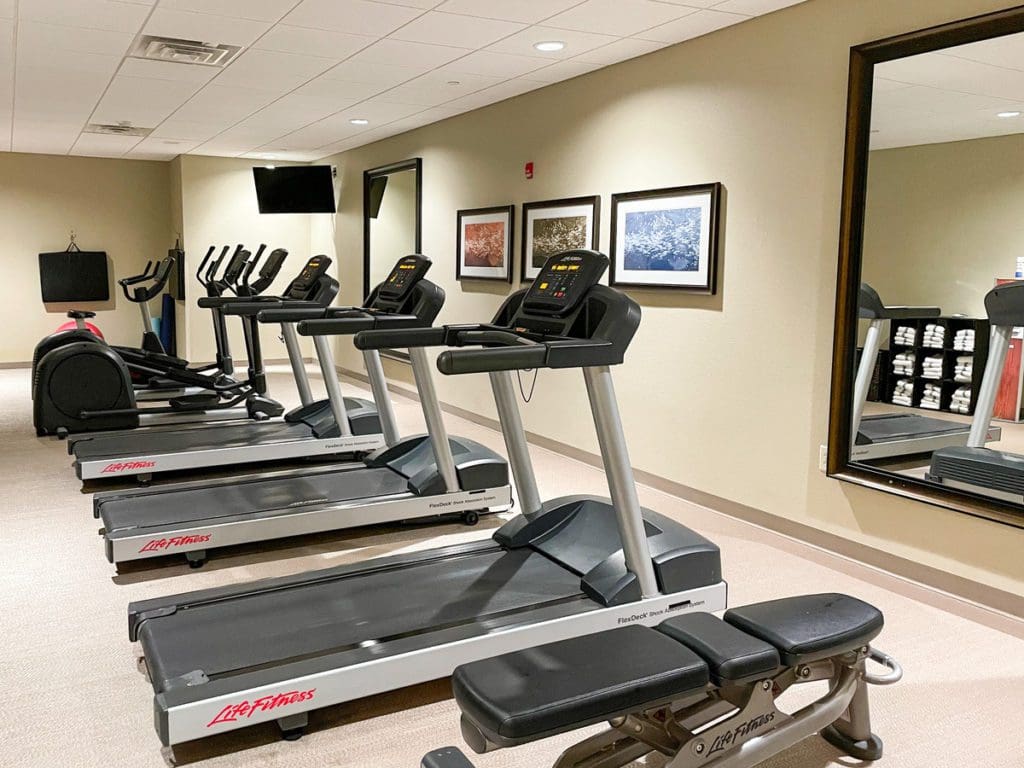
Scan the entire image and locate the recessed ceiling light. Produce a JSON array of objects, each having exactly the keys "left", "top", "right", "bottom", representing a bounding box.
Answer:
[
  {"left": 265, "top": 164, "right": 276, "bottom": 170},
  {"left": 534, "top": 41, "right": 565, "bottom": 52},
  {"left": 350, "top": 118, "right": 369, "bottom": 125},
  {"left": 997, "top": 110, "right": 1022, "bottom": 118},
  {"left": 446, "top": 80, "right": 461, "bottom": 86}
]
